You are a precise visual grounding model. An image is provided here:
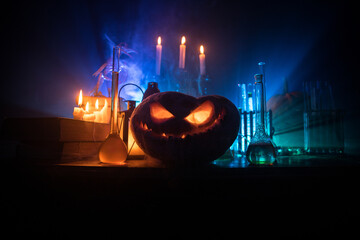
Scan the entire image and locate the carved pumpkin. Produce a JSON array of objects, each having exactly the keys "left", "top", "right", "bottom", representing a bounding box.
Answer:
[{"left": 130, "top": 92, "right": 240, "bottom": 167}]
